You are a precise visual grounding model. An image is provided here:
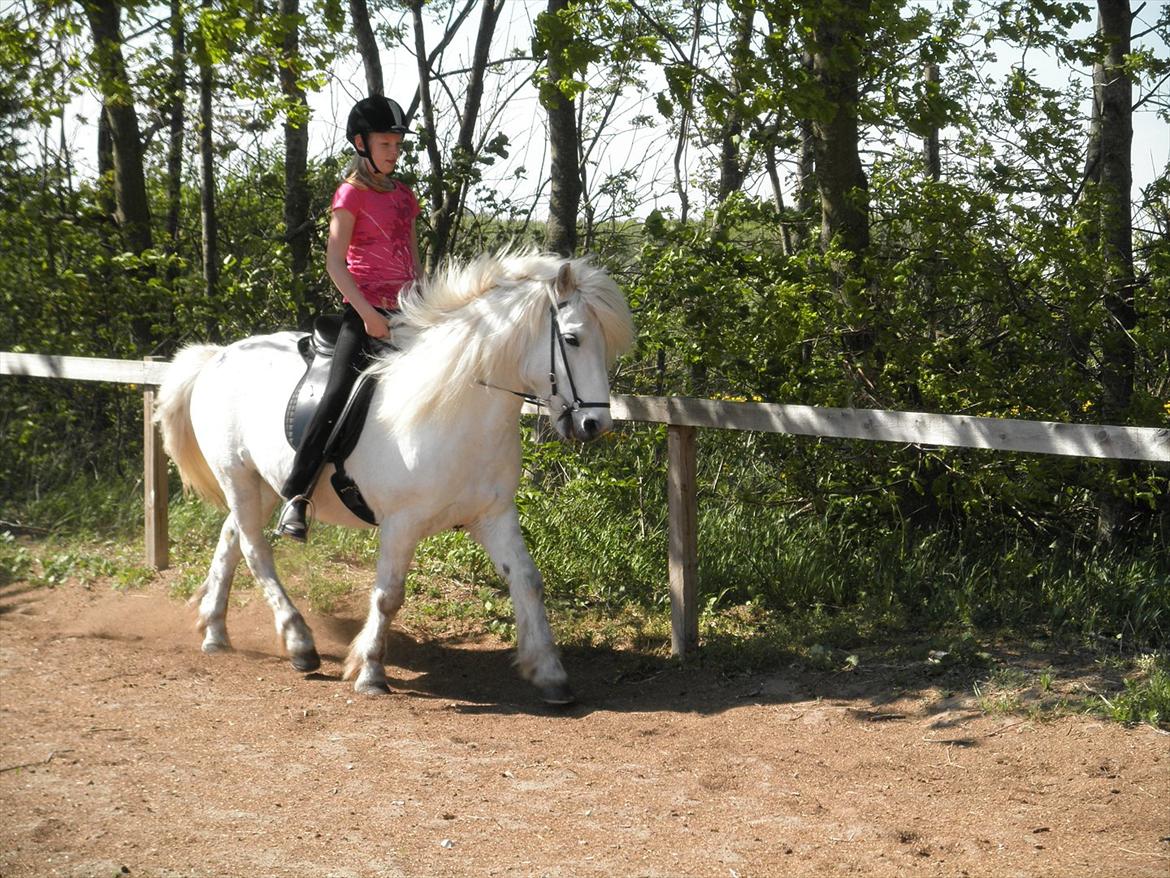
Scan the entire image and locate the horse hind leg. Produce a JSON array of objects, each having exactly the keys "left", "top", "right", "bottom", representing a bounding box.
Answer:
[
  {"left": 344, "top": 526, "right": 414, "bottom": 694},
  {"left": 193, "top": 514, "right": 243, "bottom": 652},
  {"left": 224, "top": 472, "right": 321, "bottom": 673}
]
